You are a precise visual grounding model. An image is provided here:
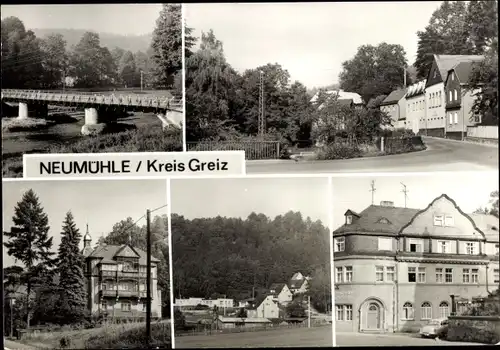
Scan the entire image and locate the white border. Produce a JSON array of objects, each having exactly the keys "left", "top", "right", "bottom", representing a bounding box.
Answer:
[
  {"left": 167, "top": 177, "right": 176, "bottom": 349},
  {"left": 328, "top": 176, "right": 336, "bottom": 347},
  {"left": 181, "top": 3, "right": 187, "bottom": 153}
]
